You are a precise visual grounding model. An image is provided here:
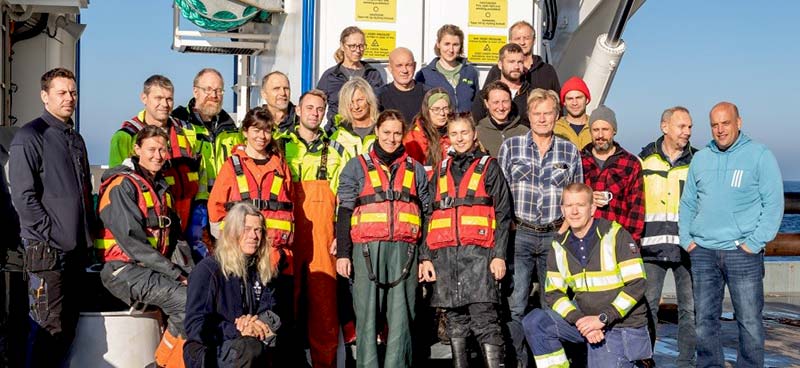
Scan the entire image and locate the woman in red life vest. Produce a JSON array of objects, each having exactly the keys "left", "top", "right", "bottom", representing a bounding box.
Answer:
[
  {"left": 403, "top": 88, "right": 453, "bottom": 175},
  {"left": 419, "top": 113, "right": 513, "bottom": 368},
  {"left": 335, "top": 110, "right": 431, "bottom": 367},
  {"left": 207, "top": 106, "right": 295, "bottom": 364},
  {"left": 96, "top": 125, "right": 191, "bottom": 367}
]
